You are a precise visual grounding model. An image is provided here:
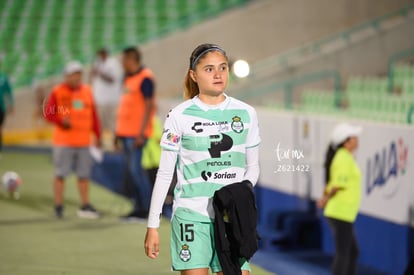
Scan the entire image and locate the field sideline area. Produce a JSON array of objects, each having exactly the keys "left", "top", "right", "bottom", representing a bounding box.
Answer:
[{"left": 0, "top": 151, "right": 272, "bottom": 275}]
